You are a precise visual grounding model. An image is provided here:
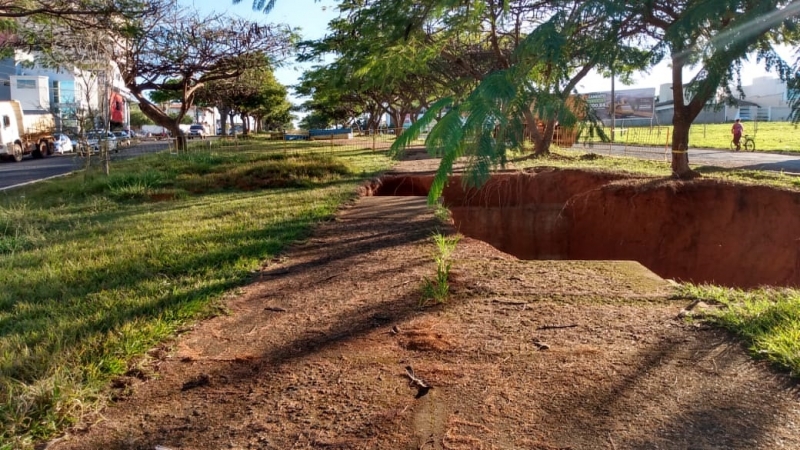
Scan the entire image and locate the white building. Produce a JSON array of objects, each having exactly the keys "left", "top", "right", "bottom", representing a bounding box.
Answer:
[
  {"left": 740, "top": 76, "right": 793, "bottom": 121},
  {"left": 161, "top": 102, "right": 219, "bottom": 130},
  {"left": 655, "top": 76, "right": 794, "bottom": 124},
  {"left": 0, "top": 50, "right": 133, "bottom": 132}
]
